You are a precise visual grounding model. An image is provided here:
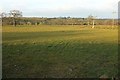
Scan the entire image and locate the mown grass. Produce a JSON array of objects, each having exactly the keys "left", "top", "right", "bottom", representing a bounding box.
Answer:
[{"left": 2, "top": 25, "right": 118, "bottom": 78}]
